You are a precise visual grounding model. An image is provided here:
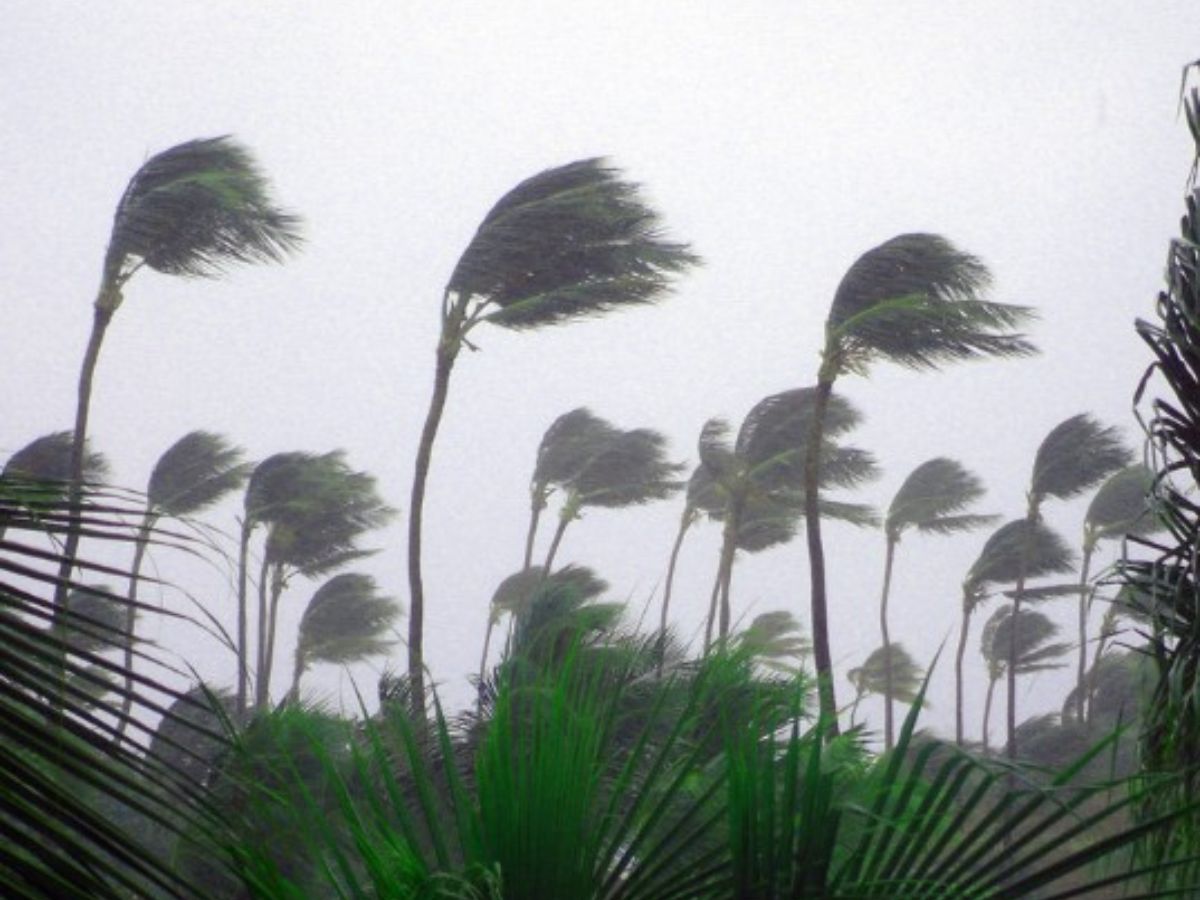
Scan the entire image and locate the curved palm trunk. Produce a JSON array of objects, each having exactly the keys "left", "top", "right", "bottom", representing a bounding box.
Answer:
[
  {"left": 879, "top": 536, "right": 898, "bottom": 750},
  {"left": 954, "top": 598, "right": 972, "bottom": 746},
  {"left": 702, "top": 564, "right": 722, "bottom": 654},
  {"left": 408, "top": 309, "right": 464, "bottom": 719},
  {"left": 523, "top": 497, "right": 544, "bottom": 570},
  {"left": 1075, "top": 544, "right": 1094, "bottom": 726},
  {"left": 116, "top": 512, "right": 155, "bottom": 741},
  {"left": 57, "top": 302, "right": 117, "bottom": 616},
  {"left": 543, "top": 513, "right": 572, "bottom": 573},
  {"left": 981, "top": 674, "right": 998, "bottom": 753},
  {"left": 802, "top": 377, "right": 839, "bottom": 733},
  {"left": 716, "top": 504, "right": 742, "bottom": 642},
  {"left": 254, "top": 554, "right": 271, "bottom": 709},
  {"left": 235, "top": 520, "right": 254, "bottom": 715},
  {"left": 260, "top": 564, "right": 286, "bottom": 708},
  {"left": 1007, "top": 505, "right": 1038, "bottom": 760},
  {"left": 288, "top": 647, "right": 305, "bottom": 705},
  {"left": 656, "top": 507, "right": 695, "bottom": 675}
]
